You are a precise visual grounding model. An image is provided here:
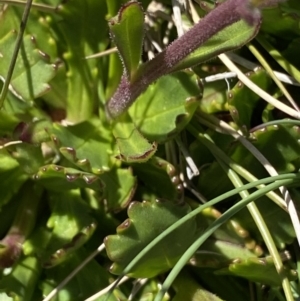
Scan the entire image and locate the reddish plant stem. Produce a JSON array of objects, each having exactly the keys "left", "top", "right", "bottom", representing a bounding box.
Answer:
[{"left": 106, "top": 0, "right": 260, "bottom": 119}]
